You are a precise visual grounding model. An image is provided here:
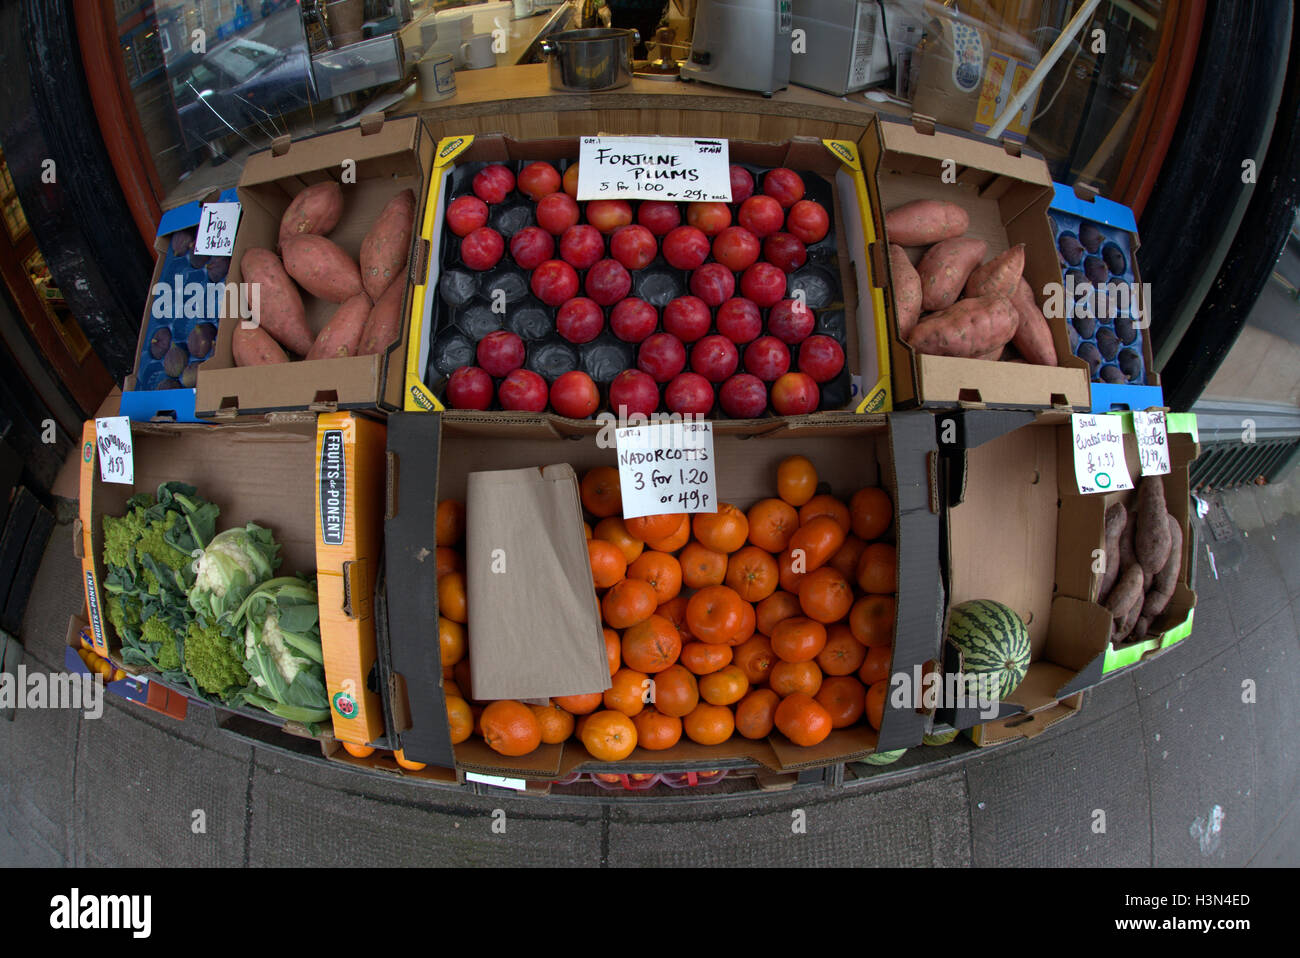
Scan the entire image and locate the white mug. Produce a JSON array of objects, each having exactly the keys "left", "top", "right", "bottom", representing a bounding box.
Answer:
[
  {"left": 418, "top": 53, "right": 456, "bottom": 101},
  {"left": 513, "top": 0, "right": 535, "bottom": 17},
  {"left": 459, "top": 33, "right": 495, "bottom": 70}
]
